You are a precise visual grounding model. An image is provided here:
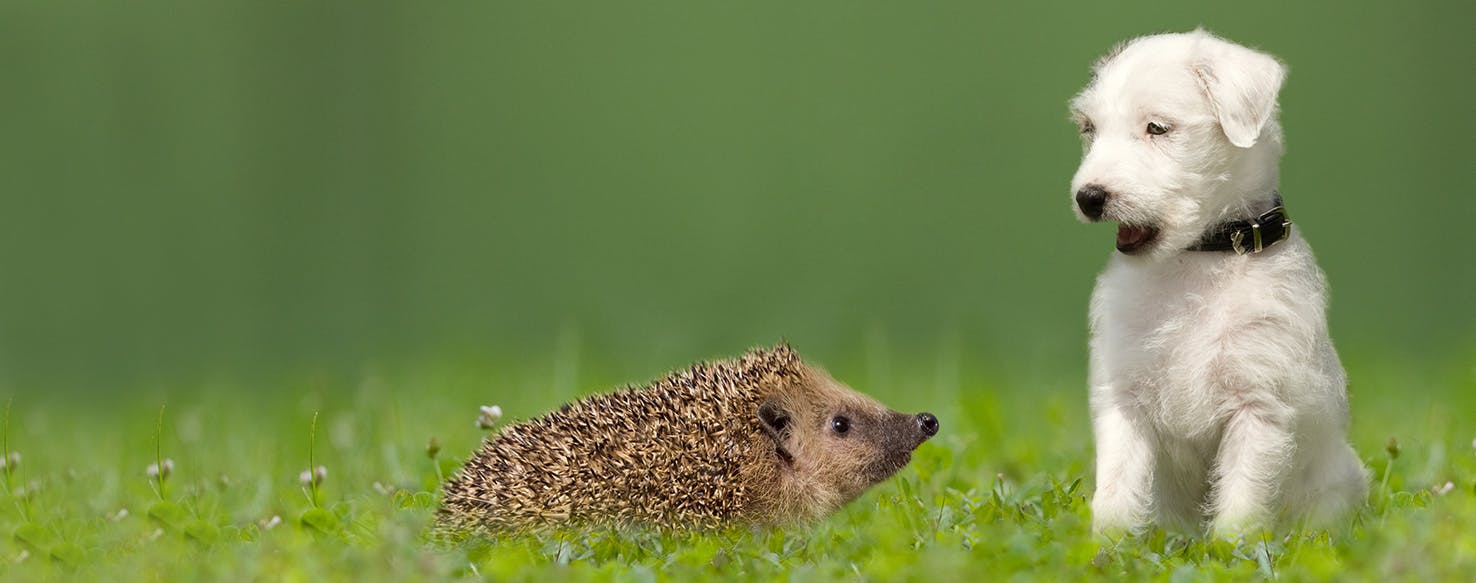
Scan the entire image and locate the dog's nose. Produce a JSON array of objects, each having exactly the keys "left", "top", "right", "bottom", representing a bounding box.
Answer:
[
  {"left": 1076, "top": 185, "right": 1109, "bottom": 221},
  {"left": 916, "top": 413, "right": 939, "bottom": 437}
]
